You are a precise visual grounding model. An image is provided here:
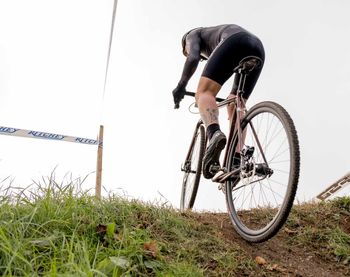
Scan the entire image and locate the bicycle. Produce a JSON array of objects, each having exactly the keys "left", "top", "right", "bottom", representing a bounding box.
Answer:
[{"left": 178, "top": 56, "right": 300, "bottom": 243}]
